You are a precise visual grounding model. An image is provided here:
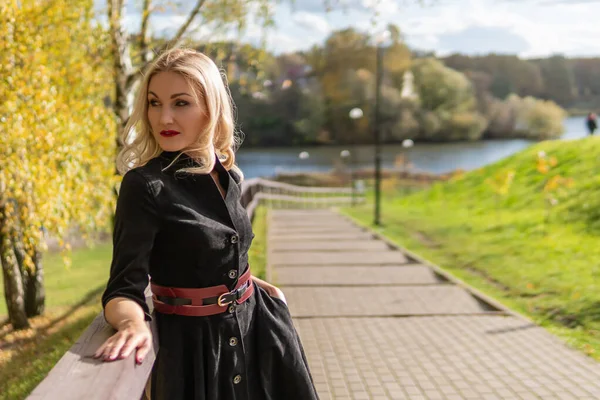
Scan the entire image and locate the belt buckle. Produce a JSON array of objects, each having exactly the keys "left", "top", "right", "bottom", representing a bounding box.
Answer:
[{"left": 217, "top": 291, "right": 235, "bottom": 307}]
